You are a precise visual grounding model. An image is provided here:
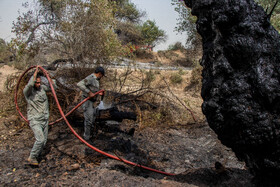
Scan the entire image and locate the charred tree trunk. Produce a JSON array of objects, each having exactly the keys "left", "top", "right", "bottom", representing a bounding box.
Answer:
[{"left": 183, "top": 0, "right": 280, "bottom": 184}]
